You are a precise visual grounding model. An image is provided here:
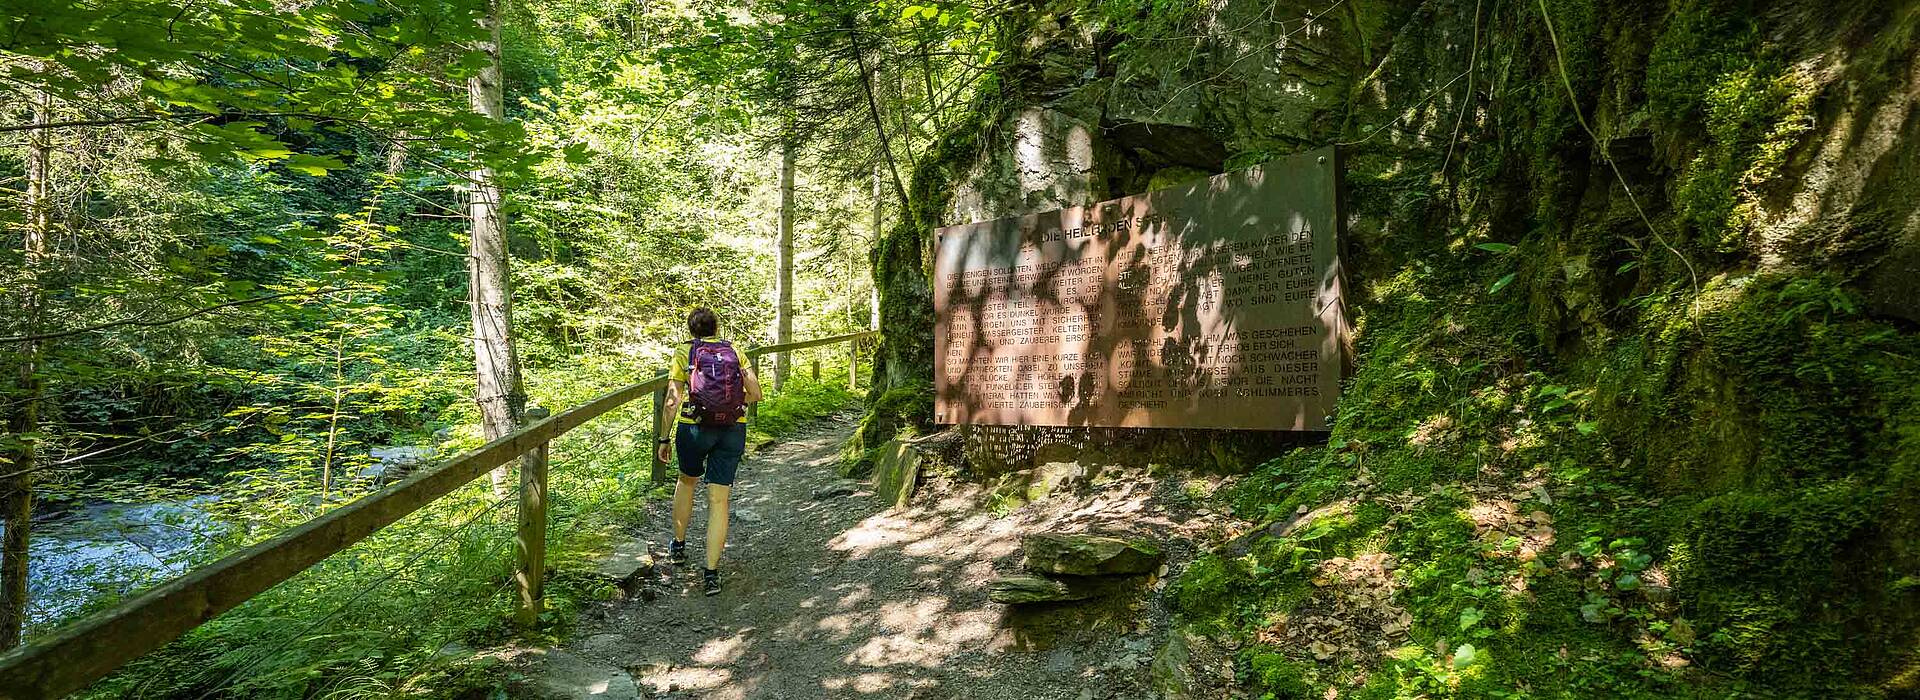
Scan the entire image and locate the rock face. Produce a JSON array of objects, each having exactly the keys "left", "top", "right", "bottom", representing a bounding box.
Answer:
[
  {"left": 987, "top": 574, "right": 1100, "bottom": 604},
  {"left": 870, "top": 439, "right": 923, "bottom": 509},
  {"left": 1022, "top": 533, "right": 1163, "bottom": 576}
]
